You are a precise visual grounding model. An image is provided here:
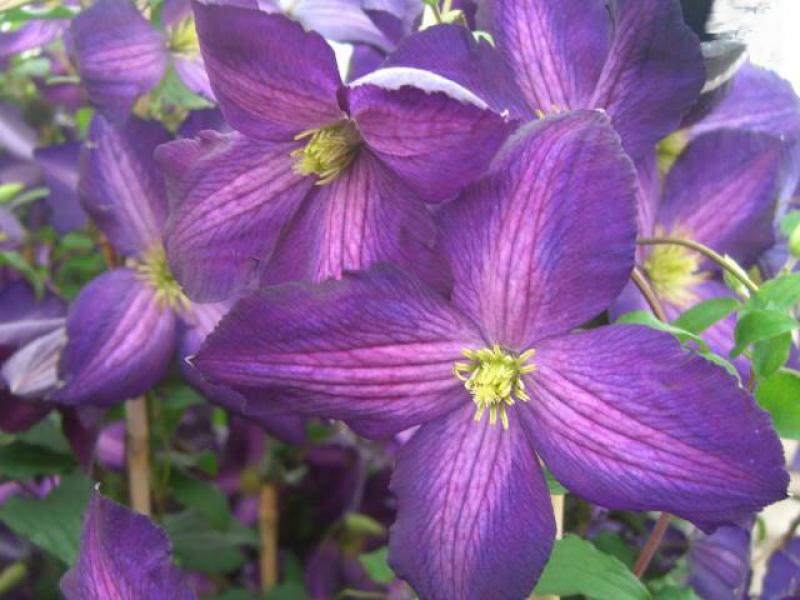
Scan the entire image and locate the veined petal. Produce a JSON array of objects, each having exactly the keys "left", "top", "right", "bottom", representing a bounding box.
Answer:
[
  {"left": 173, "top": 55, "right": 215, "bottom": 101},
  {"left": 55, "top": 269, "right": 177, "bottom": 407},
  {"left": 80, "top": 116, "right": 170, "bottom": 257},
  {"left": 438, "top": 111, "right": 637, "bottom": 348},
  {"left": 70, "top": 0, "right": 167, "bottom": 121},
  {"left": 687, "top": 526, "right": 751, "bottom": 600},
  {"left": 347, "top": 79, "right": 513, "bottom": 201},
  {"left": 34, "top": 142, "right": 86, "bottom": 234},
  {"left": 192, "top": 1, "right": 343, "bottom": 140},
  {"left": 2, "top": 327, "right": 65, "bottom": 399},
  {"left": 0, "top": 282, "right": 65, "bottom": 356},
  {"left": 689, "top": 63, "right": 800, "bottom": 141},
  {"left": 389, "top": 403, "right": 555, "bottom": 600},
  {"left": 288, "top": 0, "right": 393, "bottom": 51},
  {"left": 589, "top": 0, "right": 704, "bottom": 161},
  {"left": 158, "top": 131, "right": 312, "bottom": 301},
  {"left": 382, "top": 24, "right": 529, "bottom": 118},
  {"left": 657, "top": 130, "right": 789, "bottom": 266},
  {"left": 523, "top": 325, "right": 787, "bottom": 530},
  {"left": 477, "top": 0, "right": 610, "bottom": 114},
  {"left": 196, "top": 265, "right": 482, "bottom": 438},
  {"left": 0, "top": 389, "right": 51, "bottom": 434},
  {"left": 262, "top": 151, "right": 445, "bottom": 289},
  {"left": 60, "top": 492, "right": 195, "bottom": 600}
]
